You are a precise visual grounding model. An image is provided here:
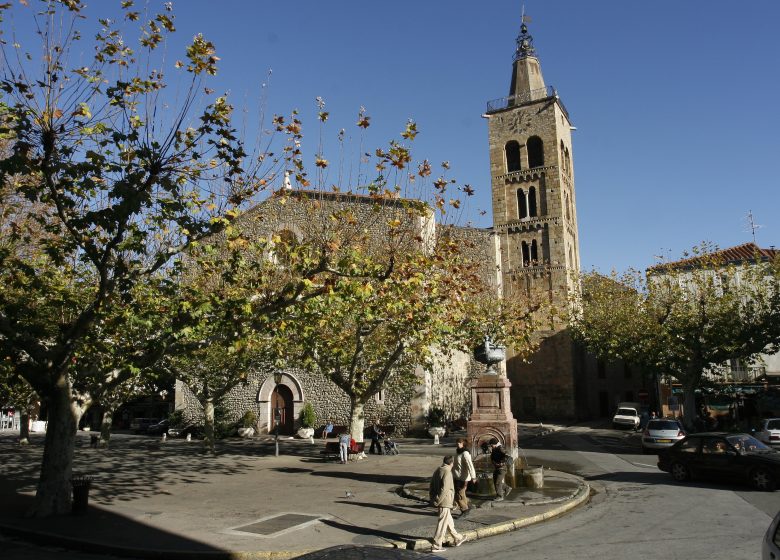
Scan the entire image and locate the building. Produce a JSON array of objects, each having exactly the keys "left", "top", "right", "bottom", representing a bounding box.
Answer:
[
  {"left": 174, "top": 18, "right": 645, "bottom": 432},
  {"left": 648, "top": 242, "right": 780, "bottom": 415}
]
